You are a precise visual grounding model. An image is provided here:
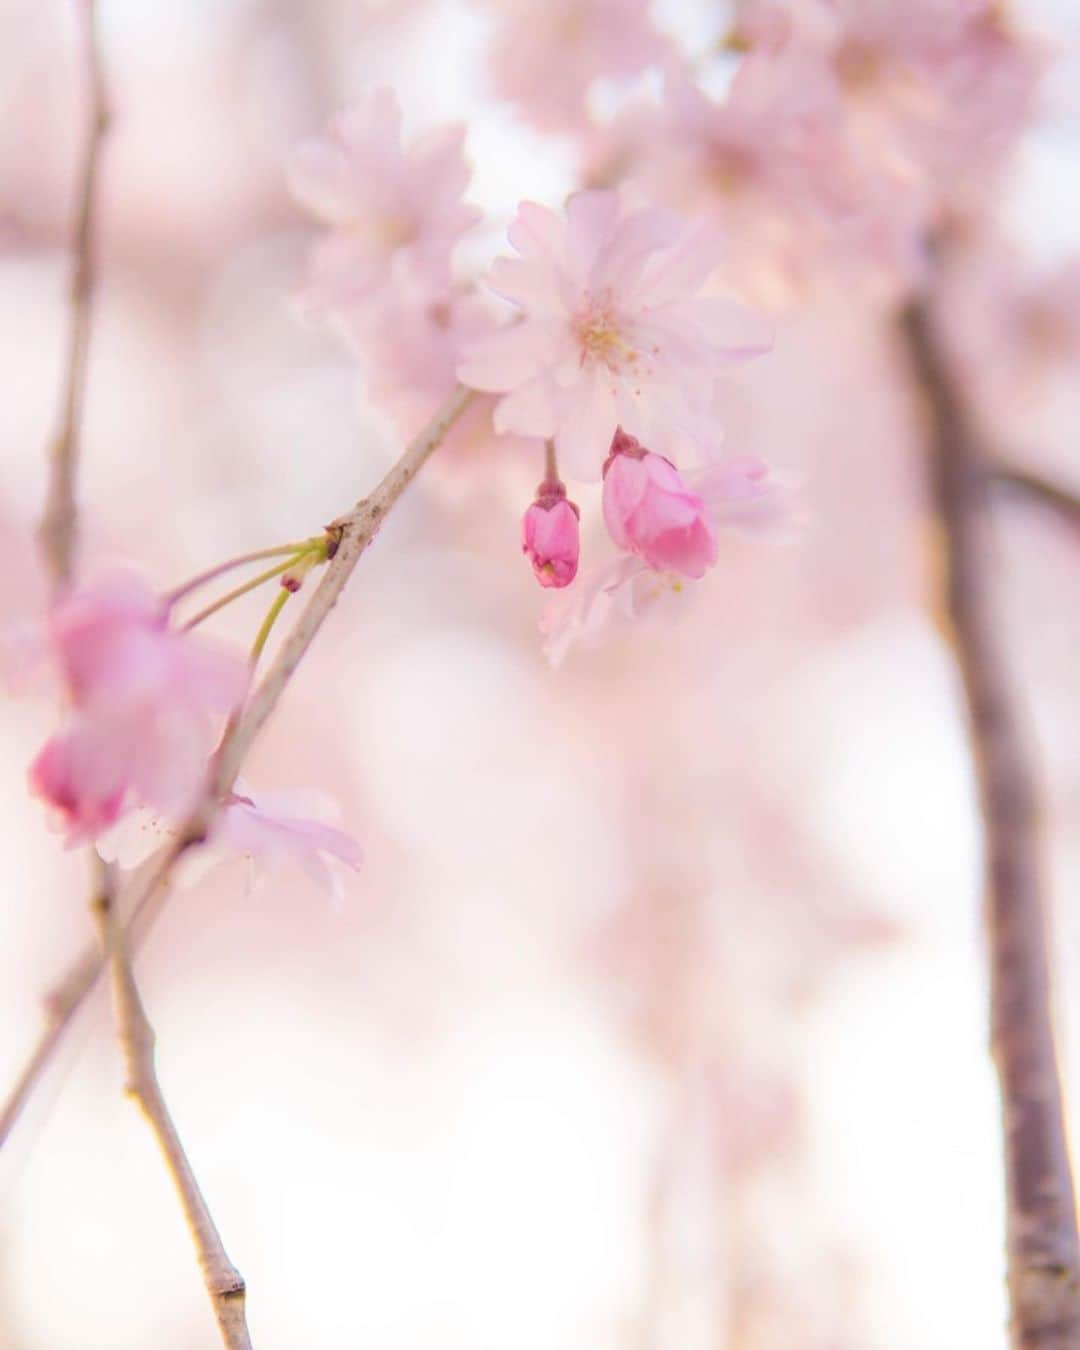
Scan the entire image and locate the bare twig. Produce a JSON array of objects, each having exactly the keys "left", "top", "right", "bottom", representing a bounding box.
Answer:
[
  {"left": 900, "top": 296, "right": 1080, "bottom": 1348},
  {"left": 989, "top": 465, "right": 1080, "bottom": 534},
  {"left": 0, "top": 384, "right": 475, "bottom": 1147},
  {"left": 91, "top": 875, "right": 251, "bottom": 1349},
  {"left": 36, "top": 0, "right": 108, "bottom": 590}
]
